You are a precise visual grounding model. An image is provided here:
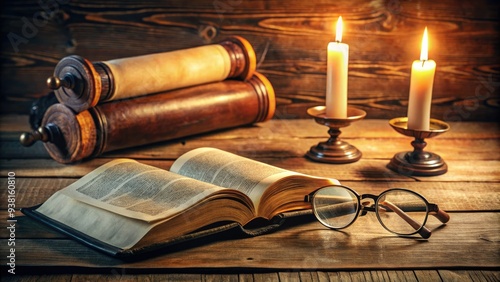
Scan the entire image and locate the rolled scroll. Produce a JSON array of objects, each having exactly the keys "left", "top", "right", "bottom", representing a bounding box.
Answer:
[
  {"left": 20, "top": 73, "right": 275, "bottom": 163},
  {"left": 46, "top": 36, "right": 256, "bottom": 112}
]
